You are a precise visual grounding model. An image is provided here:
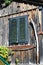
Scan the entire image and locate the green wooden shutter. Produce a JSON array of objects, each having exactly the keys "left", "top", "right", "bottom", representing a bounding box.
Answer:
[
  {"left": 19, "top": 17, "right": 25, "bottom": 41},
  {"left": 9, "top": 15, "right": 28, "bottom": 45},
  {"left": 9, "top": 19, "right": 17, "bottom": 44},
  {"left": 19, "top": 15, "right": 28, "bottom": 43}
]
